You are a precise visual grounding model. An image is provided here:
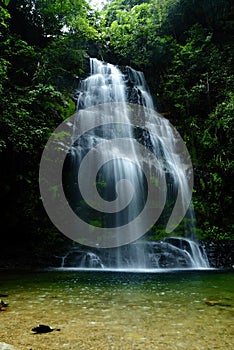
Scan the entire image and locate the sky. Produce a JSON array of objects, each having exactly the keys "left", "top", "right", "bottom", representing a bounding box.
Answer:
[{"left": 88, "top": 0, "right": 108, "bottom": 10}]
